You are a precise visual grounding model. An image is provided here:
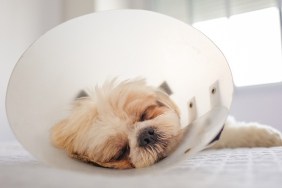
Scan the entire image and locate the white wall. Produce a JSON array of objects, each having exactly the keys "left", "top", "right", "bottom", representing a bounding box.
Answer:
[
  {"left": 63, "top": 0, "right": 94, "bottom": 20},
  {"left": 0, "top": 0, "right": 63, "bottom": 141},
  {"left": 230, "top": 83, "right": 282, "bottom": 131}
]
